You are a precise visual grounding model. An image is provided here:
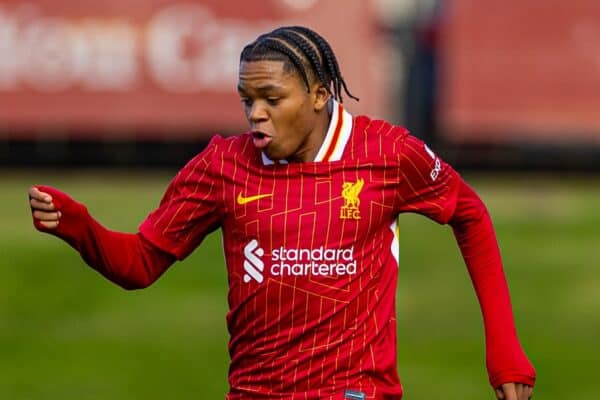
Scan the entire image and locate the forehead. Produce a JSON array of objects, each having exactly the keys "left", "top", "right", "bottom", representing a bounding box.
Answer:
[{"left": 238, "top": 60, "right": 301, "bottom": 91}]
